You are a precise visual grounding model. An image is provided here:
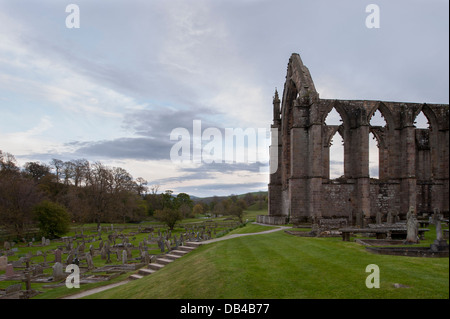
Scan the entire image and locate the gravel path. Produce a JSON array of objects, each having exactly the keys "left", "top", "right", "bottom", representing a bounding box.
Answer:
[
  {"left": 61, "top": 280, "right": 131, "bottom": 299},
  {"left": 198, "top": 223, "right": 291, "bottom": 245}
]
